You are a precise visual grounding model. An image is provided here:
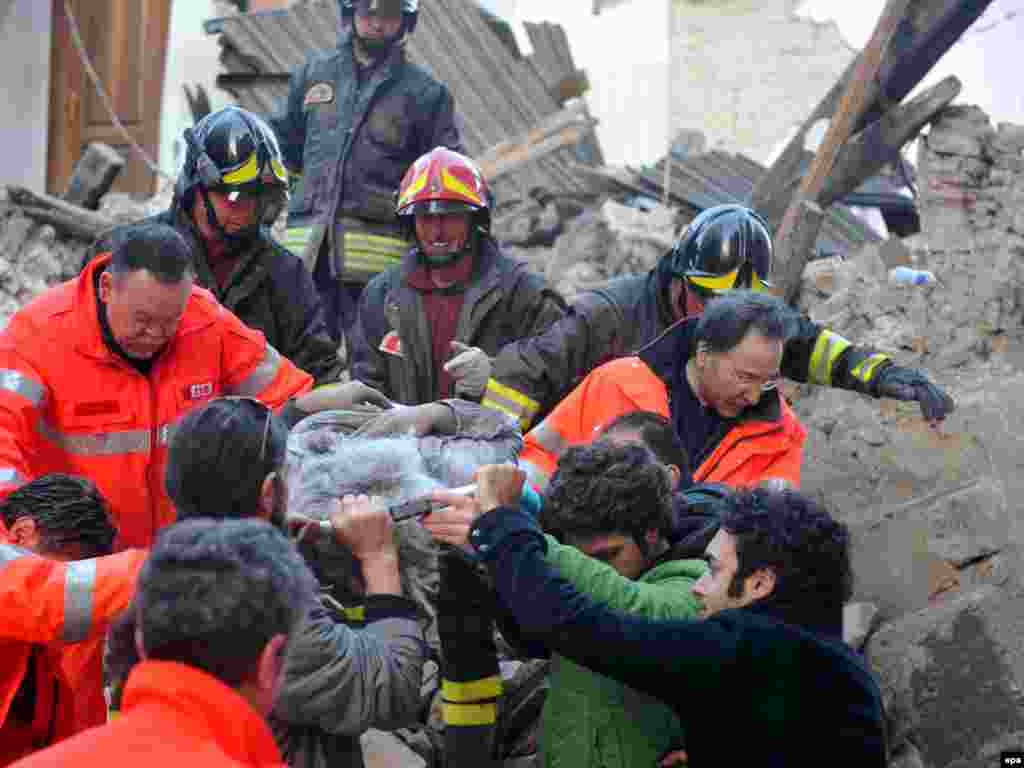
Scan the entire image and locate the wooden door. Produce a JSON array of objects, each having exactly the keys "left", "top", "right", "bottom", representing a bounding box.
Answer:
[{"left": 48, "top": 0, "right": 172, "bottom": 200}]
